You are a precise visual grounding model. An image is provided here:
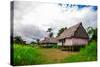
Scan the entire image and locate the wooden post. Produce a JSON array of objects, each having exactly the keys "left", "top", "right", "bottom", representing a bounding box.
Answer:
[
  {"left": 72, "top": 46, "right": 74, "bottom": 51},
  {"left": 70, "top": 46, "right": 72, "bottom": 51},
  {"left": 68, "top": 46, "right": 69, "bottom": 51},
  {"left": 67, "top": 46, "right": 70, "bottom": 51},
  {"left": 70, "top": 46, "right": 71, "bottom": 51}
]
